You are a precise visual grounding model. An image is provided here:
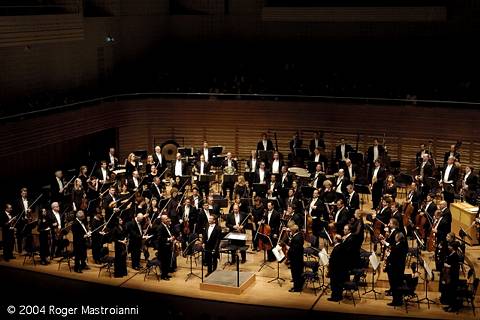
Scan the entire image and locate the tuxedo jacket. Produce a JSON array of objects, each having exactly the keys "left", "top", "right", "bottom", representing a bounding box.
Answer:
[
  {"left": 226, "top": 211, "right": 247, "bottom": 233},
  {"left": 195, "top": 161, "right": 211, "bottom": 175},
  {"left": 367, "top": 145, "right": 386, "bottom": 164},
  {"left": 309, "top": 138, "right": 325, "bottom": 153},
  {"left": 335, "top": 144, "right": 354, "bottom": 162},
  {"left": 203, "top": 224, "right": 222, "bottom": 252},
  {"left": 256, "top": 139, "right": 275, "bottom": 151}
]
